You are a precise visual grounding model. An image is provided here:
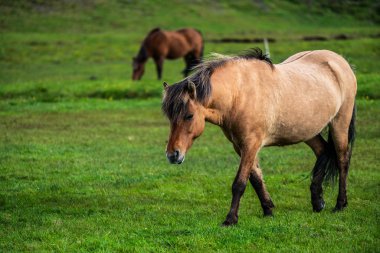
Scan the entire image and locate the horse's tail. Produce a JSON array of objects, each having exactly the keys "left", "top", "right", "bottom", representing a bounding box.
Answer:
[{"left": 312, "top": 102, "right": 356, "bottom": 185}]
